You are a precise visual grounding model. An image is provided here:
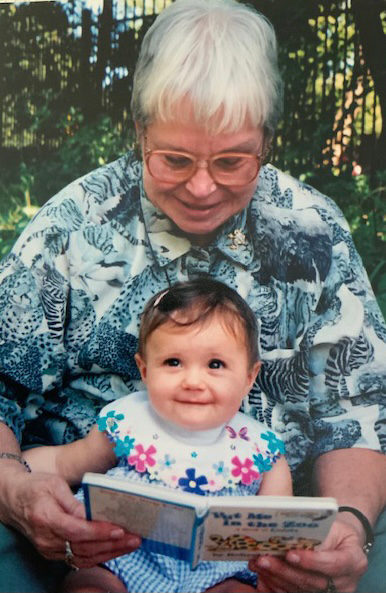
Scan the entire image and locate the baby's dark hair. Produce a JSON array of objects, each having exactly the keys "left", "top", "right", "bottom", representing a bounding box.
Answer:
[{"left": 137, "top": 278, "right": 259, "bottom": 368}]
